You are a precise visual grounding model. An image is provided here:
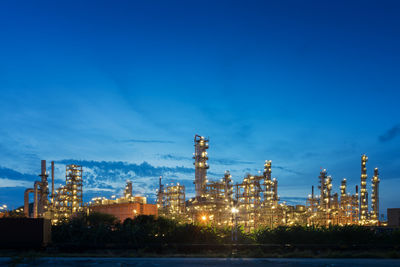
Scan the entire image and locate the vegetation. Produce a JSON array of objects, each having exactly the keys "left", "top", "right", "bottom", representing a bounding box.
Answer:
[
  {"left": 52, "top": 213, "right": 252, "bottom": 248},
  {"left": 255, "top": 225, "right": 400, "bottom": 246},
  {"left": 50, "top": 213, "right": 400, "bottom": 256}
]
